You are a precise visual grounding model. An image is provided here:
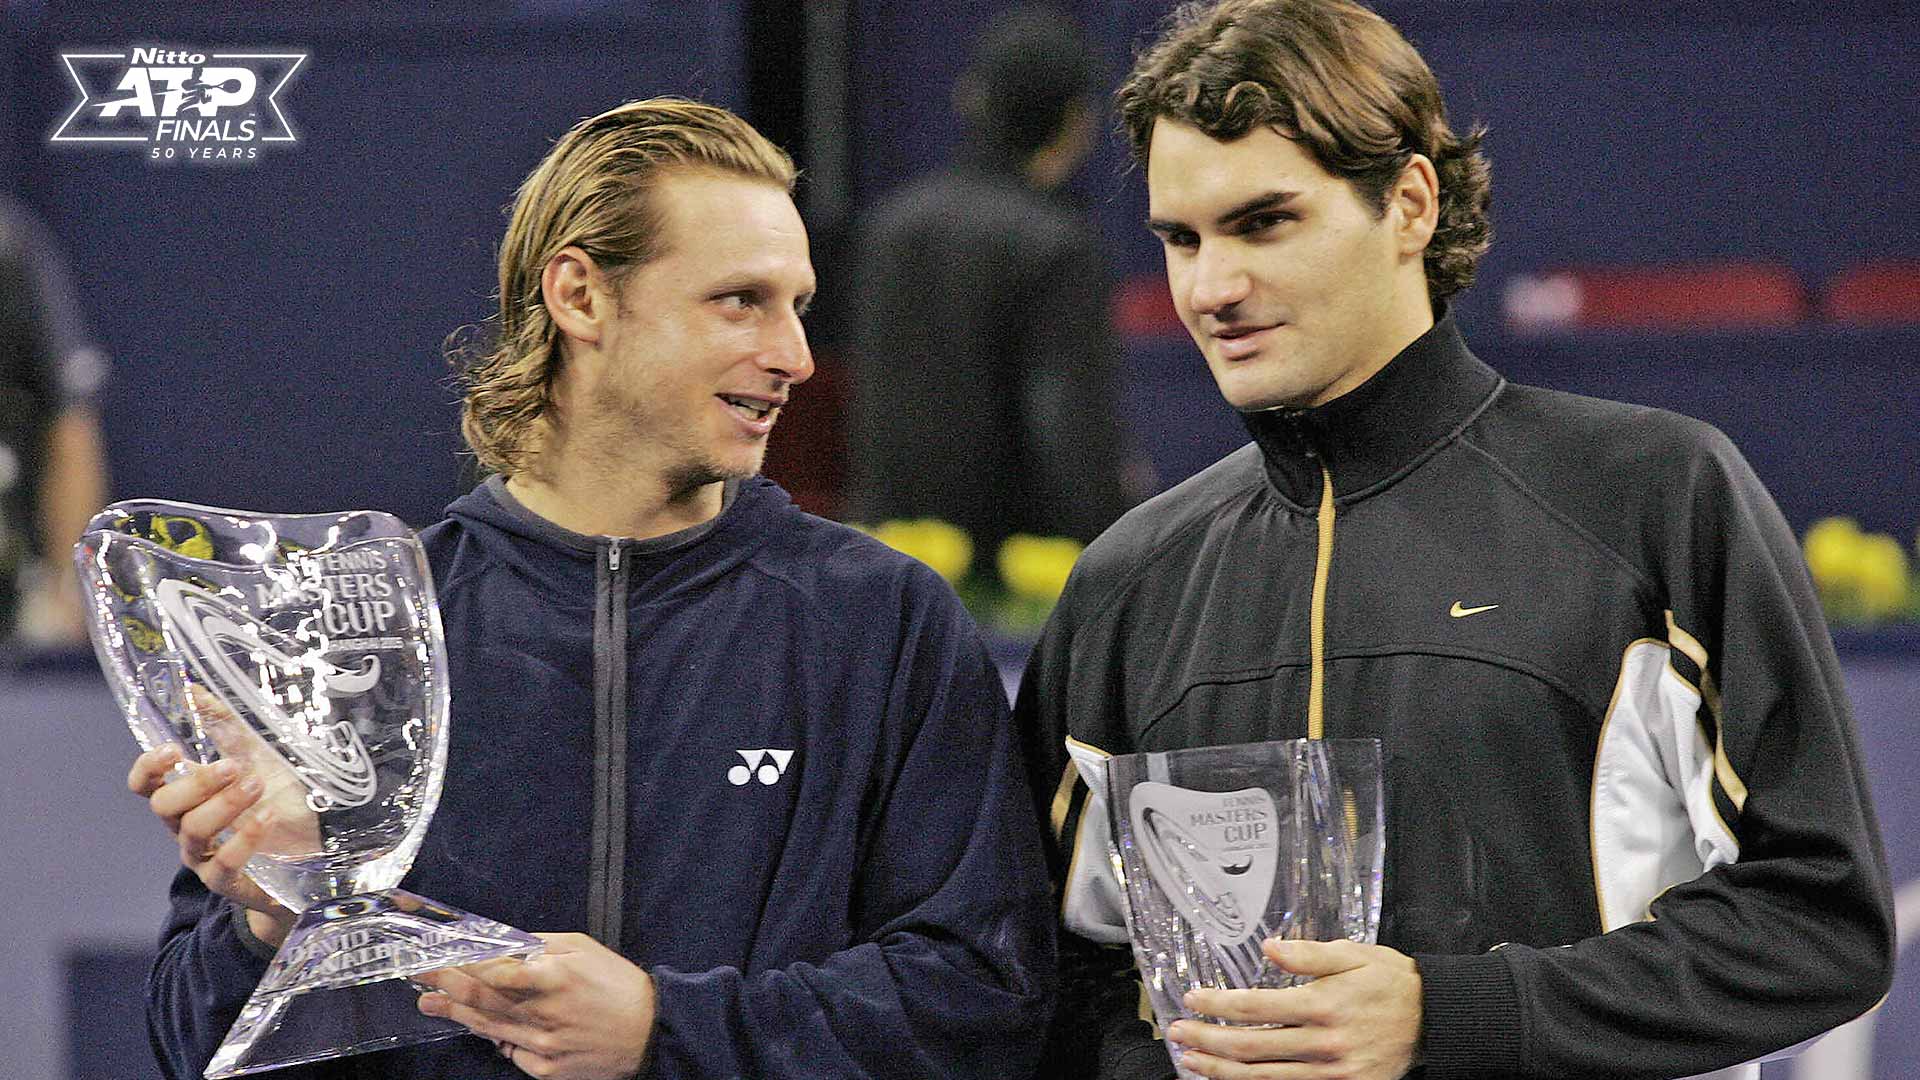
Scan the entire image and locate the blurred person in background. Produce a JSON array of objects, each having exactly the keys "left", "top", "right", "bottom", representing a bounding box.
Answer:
[
  {"left": 0, "top": 194, "right": 109, "bottom": 648},
  {"left": 846, "top": 4, "right": 1144, "bottom": 577}
]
